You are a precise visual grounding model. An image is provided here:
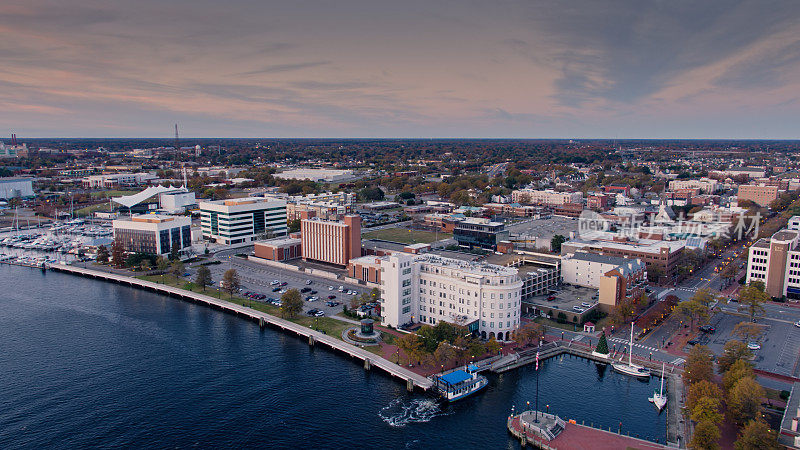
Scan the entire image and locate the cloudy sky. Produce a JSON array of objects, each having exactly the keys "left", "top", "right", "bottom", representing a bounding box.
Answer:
[{"left": 1, "top": 0, "right": 799, "bottom": 138}]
